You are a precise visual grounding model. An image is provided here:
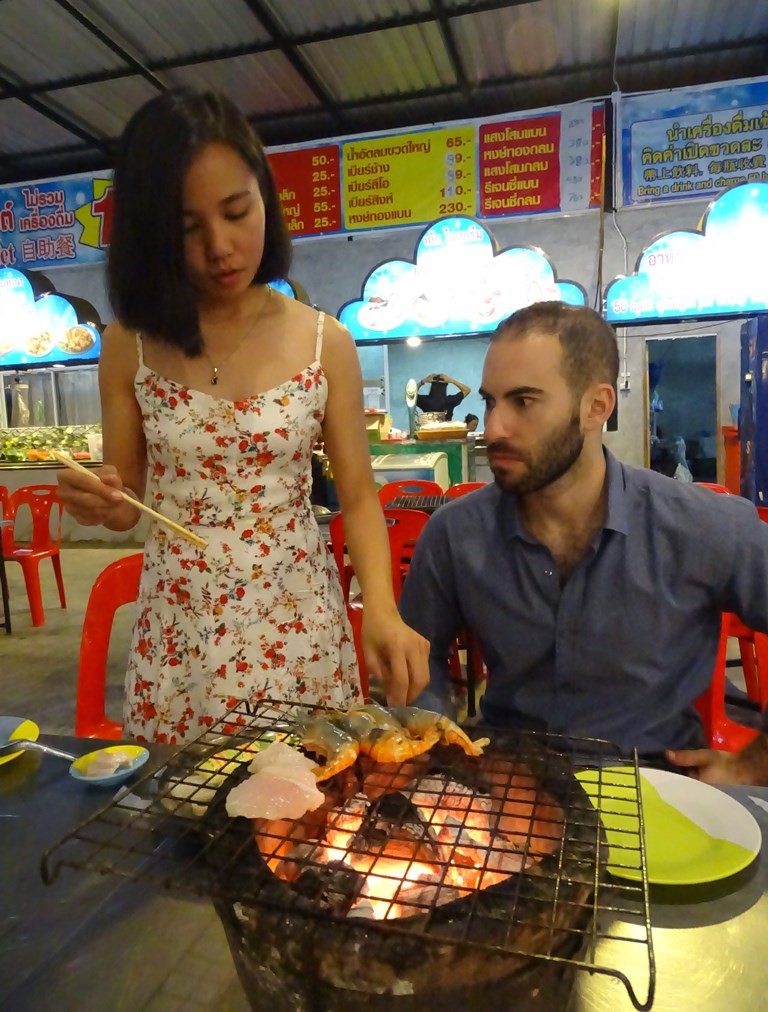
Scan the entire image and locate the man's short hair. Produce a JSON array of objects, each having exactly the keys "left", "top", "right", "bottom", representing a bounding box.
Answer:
[{"left": 493, "top": 302, "right": 619, "bottom": 396}]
